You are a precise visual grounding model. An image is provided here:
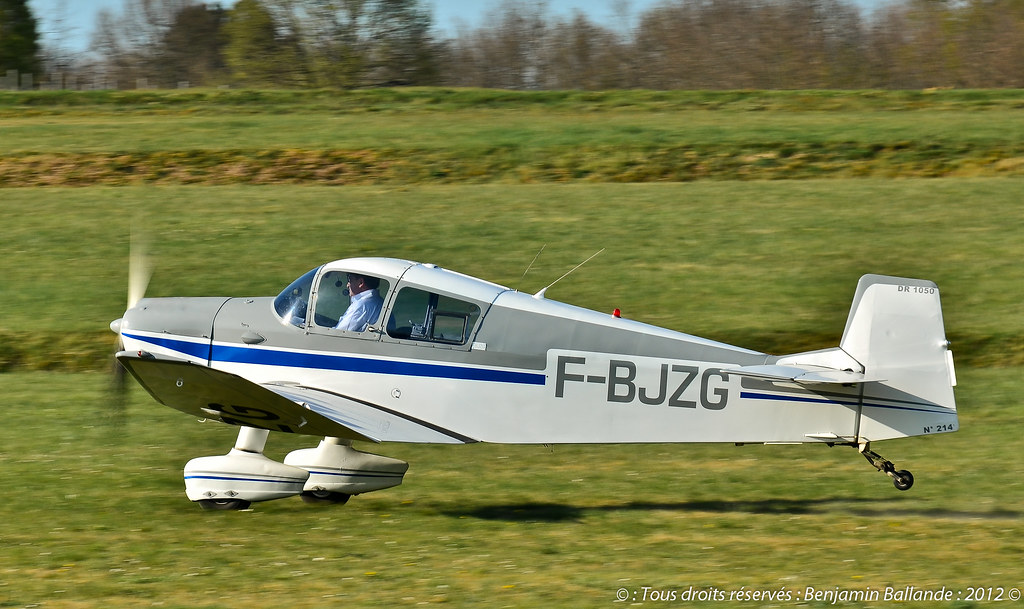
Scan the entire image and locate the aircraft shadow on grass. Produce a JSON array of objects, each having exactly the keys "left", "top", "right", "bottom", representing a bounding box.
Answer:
[{"left": 441, "top": 497, "right": 1021, "bottom": 523}]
